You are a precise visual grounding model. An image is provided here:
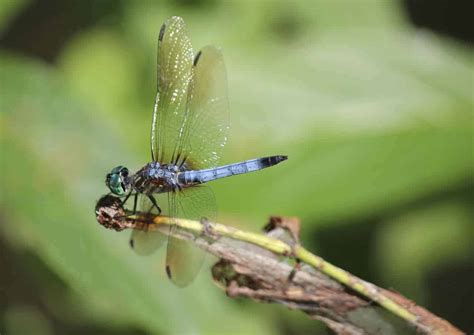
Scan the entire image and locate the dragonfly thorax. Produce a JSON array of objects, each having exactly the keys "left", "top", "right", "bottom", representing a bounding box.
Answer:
[{"left": 131, "top": 162, "right": 181, "bottom": 195}]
